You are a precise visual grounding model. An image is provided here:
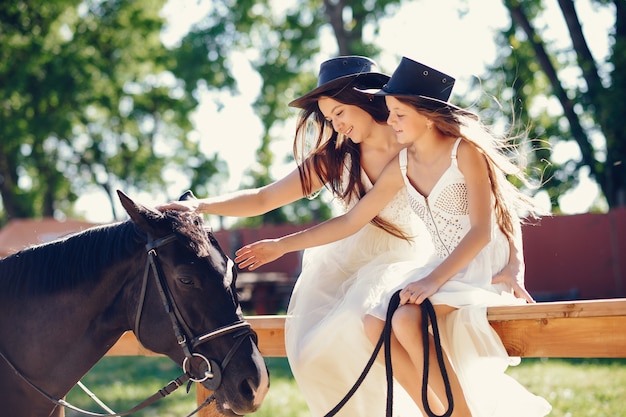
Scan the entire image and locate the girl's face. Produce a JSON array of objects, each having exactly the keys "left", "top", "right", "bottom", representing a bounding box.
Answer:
[
  {"left": 318, "top": 96, "right": 376, "bottom": 144},
  {"left": 385, "top": 96, "right": 429, "bottom": 144}
]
